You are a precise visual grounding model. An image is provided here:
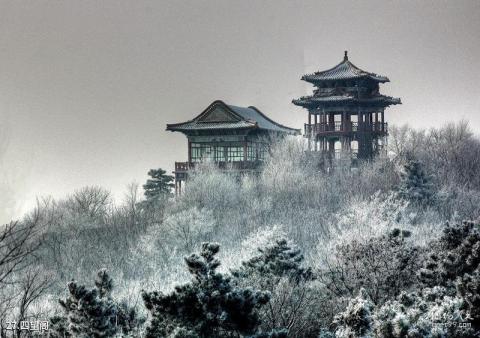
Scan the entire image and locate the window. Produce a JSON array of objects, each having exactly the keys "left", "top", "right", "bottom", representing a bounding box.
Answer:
[
  {"left": 334, "top": 141, "right": 342, "bottom": 159},
  {"left": 191, "top": 143, "right": 214, "bottom": 162},
  {"left": 215, "top": 147, "right": 225, "bottom": 162},
  {"left": 204, "top": 146, "right": 214, "bottom": 161},
  {"left": 191, "top": 143, "right": 266, "bottom": 163},
  {"left": 227, "top": 146, "right": 244, "bottom": 162},
  {"left": 257, "top": 144, "right": 267, "bottom": 161},
  {"left": 190, "top": 143, "right": 202, "bottom": 162},
  {"left": 351, "top": 140, "right": 359, "bottom": 154},
  {"left": 246, "top": 143, "right": 267, "bottom": 161}
]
